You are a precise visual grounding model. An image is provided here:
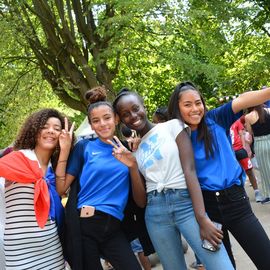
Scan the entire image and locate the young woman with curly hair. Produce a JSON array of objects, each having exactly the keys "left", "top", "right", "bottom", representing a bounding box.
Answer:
[{"left": 0, "top": 108, "right": 74, "bottom": 270}]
